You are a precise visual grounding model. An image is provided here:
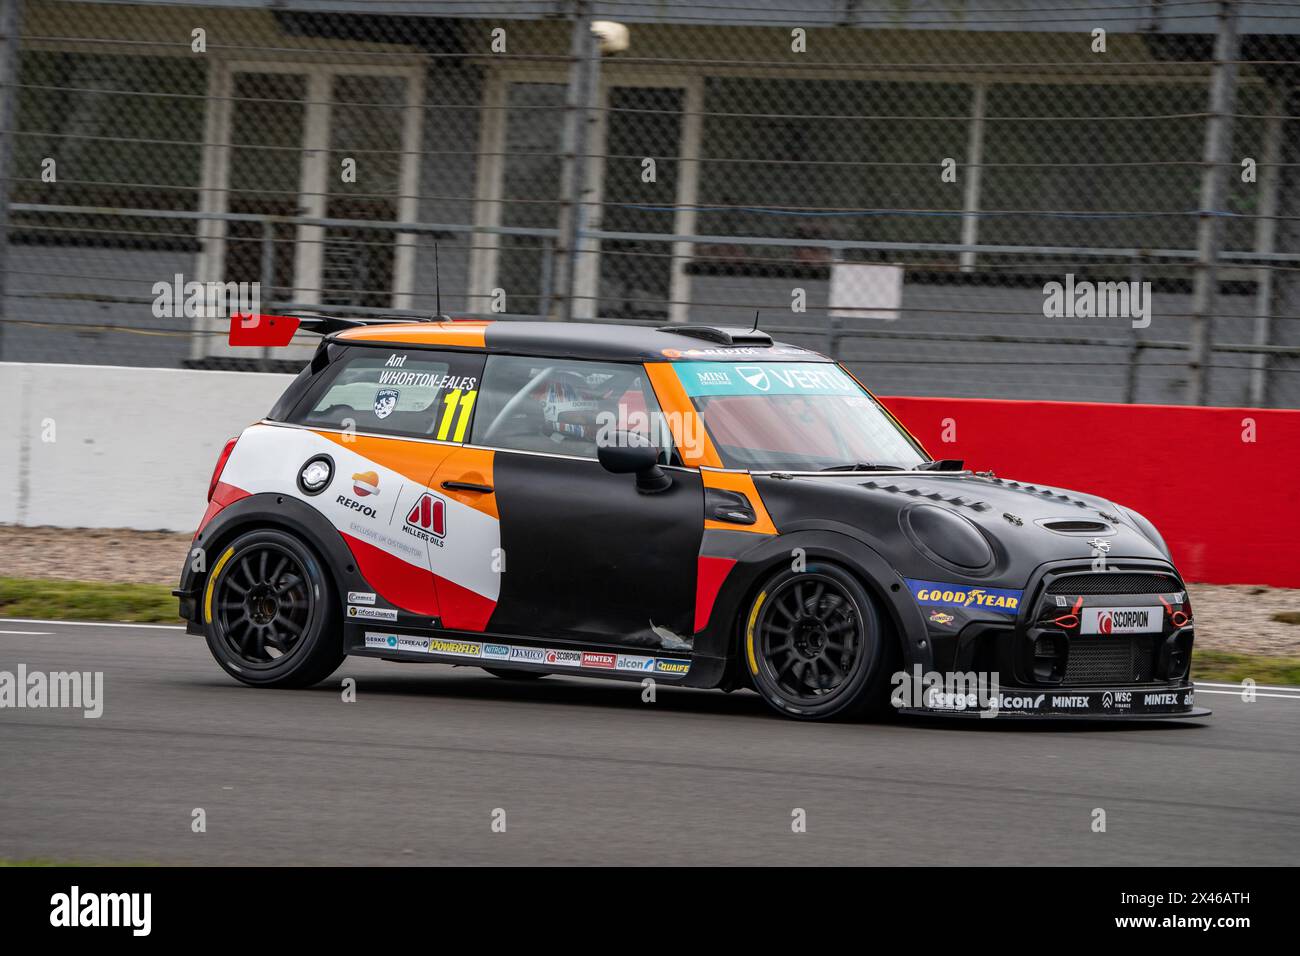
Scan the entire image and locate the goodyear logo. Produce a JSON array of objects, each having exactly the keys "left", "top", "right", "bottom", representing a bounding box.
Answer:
[{"left": 905, "top": 579, "right": 1022, "bottom": 615}]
